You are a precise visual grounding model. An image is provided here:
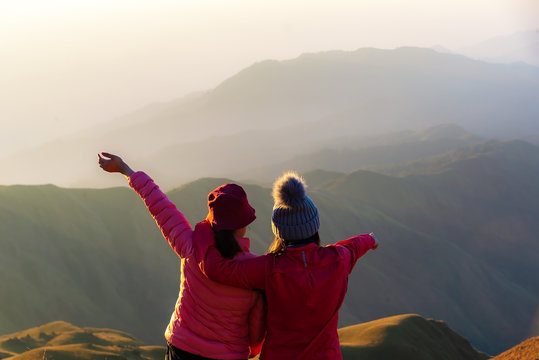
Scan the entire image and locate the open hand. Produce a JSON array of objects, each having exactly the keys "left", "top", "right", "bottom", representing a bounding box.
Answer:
[{"left": 97, "top": 152, "right": 134, "bottom": 176}]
